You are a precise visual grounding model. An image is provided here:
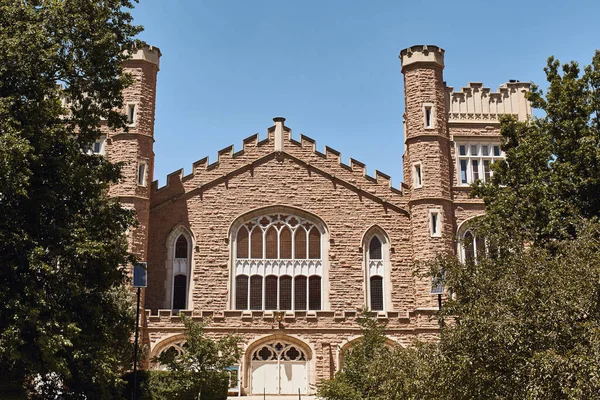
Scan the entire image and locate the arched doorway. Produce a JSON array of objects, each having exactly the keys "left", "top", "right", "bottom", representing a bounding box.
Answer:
[{"left": 250, "top": 340, "right": 308, "bottom": 395}]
